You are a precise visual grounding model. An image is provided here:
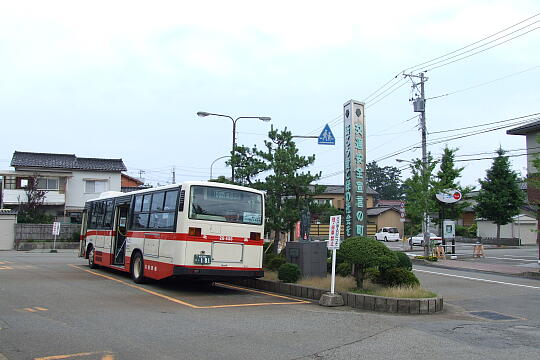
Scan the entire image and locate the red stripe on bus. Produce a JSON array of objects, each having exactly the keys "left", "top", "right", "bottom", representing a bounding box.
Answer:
[
  {"left": 125, "top": 231, "right": 264, "bottom": 246},
  {"left": 84, "top": 230, "right": 263, "bottom": 246}
]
